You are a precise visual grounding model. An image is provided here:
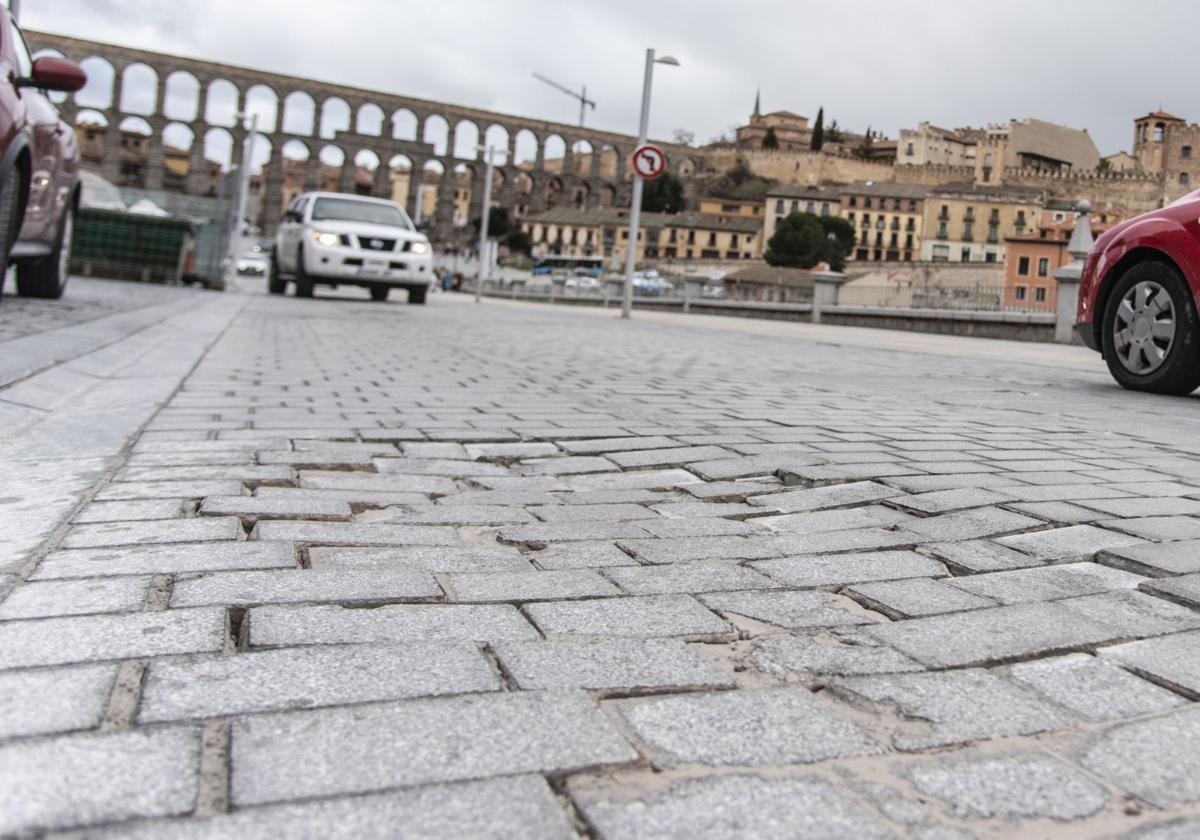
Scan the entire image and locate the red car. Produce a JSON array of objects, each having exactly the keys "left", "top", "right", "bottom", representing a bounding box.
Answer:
[
  {"left": 0, "top": 9, "right": 86, "bottom": 301},
  {"left": 1077, "top": 191, "right": 1200, "bottom": 395}
]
